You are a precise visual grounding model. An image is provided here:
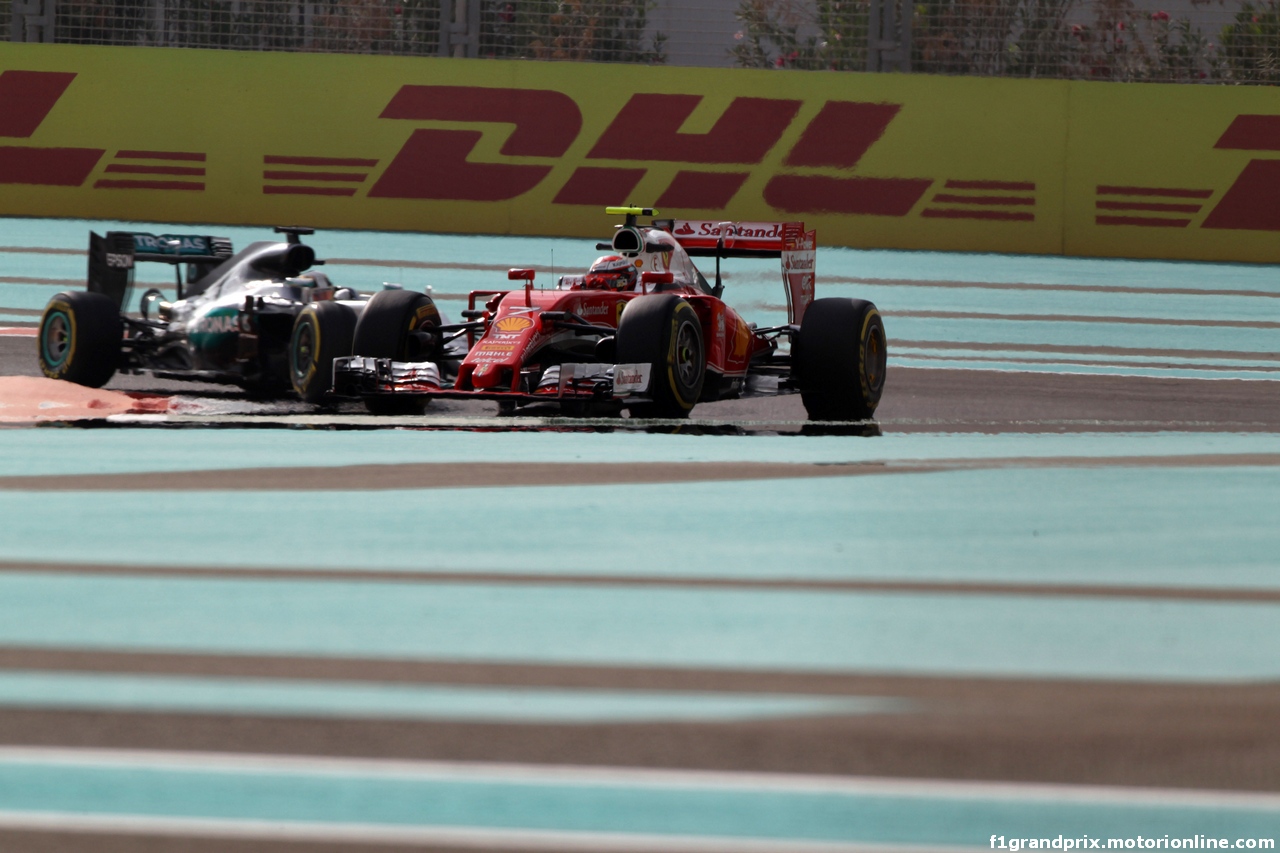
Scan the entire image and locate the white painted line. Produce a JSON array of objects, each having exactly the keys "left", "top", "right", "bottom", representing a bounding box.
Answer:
[
  {"left": 0, "top": 746, "right": 1277, "bottom": 809},
  {"left": 0, "top": 810, "right": 965, "bottom": 852},
  {"left": 103, "top": 412, "right": 825, "bottom": 428}
]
